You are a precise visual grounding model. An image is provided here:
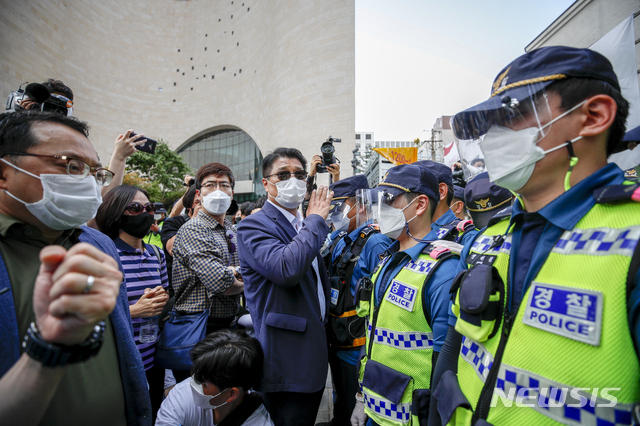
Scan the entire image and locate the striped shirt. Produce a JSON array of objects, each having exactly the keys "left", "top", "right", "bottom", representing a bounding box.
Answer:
[
  {"left": 115, "top": 238, "right": 169, "bottom": 371},
  {"left": 171, "top": 210, "right": 241, "bottom": 317}
]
